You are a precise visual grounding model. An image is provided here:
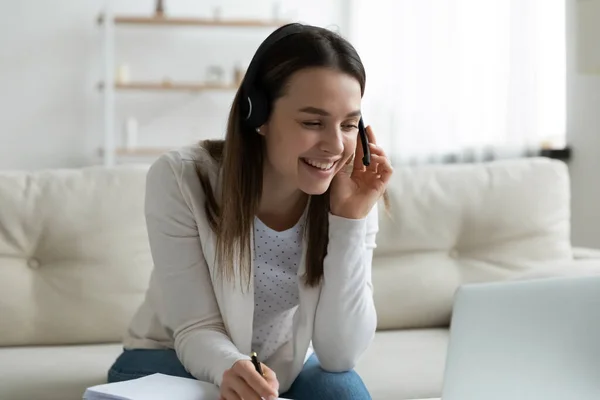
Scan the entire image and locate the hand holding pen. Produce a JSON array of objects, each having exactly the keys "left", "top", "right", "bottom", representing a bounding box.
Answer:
[{"left": 219, "top": 352, "right": 279, "bottom": 400}]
